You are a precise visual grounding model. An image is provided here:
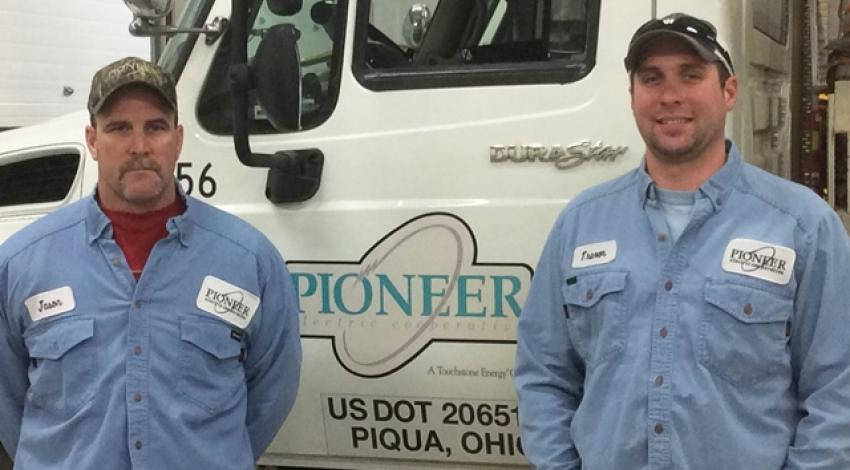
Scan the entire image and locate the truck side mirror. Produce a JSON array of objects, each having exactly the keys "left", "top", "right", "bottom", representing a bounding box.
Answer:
[
  {"left": 124, "top": 0, "right": 226, "bottom": 42},
  {"left": 403, "top": 4, "right": 432, "bottom": 48},
  {"left": 229, "top": 8, "right": 322, "bottom": 204},
  {"left": 254, "top": 24, "right": 302, "bottom": 132}
]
